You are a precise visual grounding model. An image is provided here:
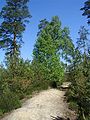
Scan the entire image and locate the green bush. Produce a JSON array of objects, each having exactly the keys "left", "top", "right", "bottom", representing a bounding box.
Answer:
[
  {"left": 30, "top": 79, "right": 49, "bottom": 92},
  {"left": 0, "top": 90, "right": 21, "bottom": 113},
  {"left": 8, "top": 79, "right": 28, "bottom": 99},
  {"left": 66, "top": 61, "right": 90, "bottom": 120}
]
